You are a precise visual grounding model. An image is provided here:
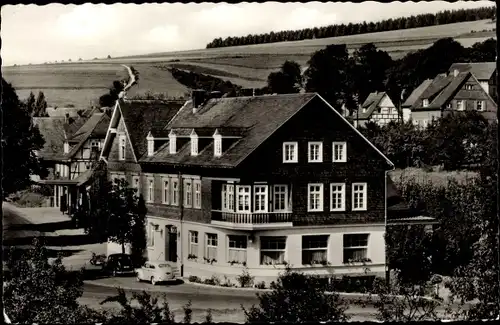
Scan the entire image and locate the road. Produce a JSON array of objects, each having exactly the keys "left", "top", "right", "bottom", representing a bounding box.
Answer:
[
  {"left": 80, "top": 282, "right": 379, "bottom": 323},
  {"left": 2, "top": 202, "right": 42, "bottom": 239}
]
